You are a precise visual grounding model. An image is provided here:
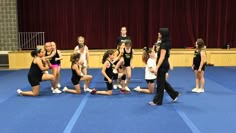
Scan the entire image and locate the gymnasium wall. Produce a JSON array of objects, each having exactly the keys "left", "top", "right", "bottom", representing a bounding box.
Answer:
[
  {"left": 8, "top": 49, "right": 236, "bottom": 69},
  {"left": 0, "top": 0, "right": 18, "bottom": 51}
]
